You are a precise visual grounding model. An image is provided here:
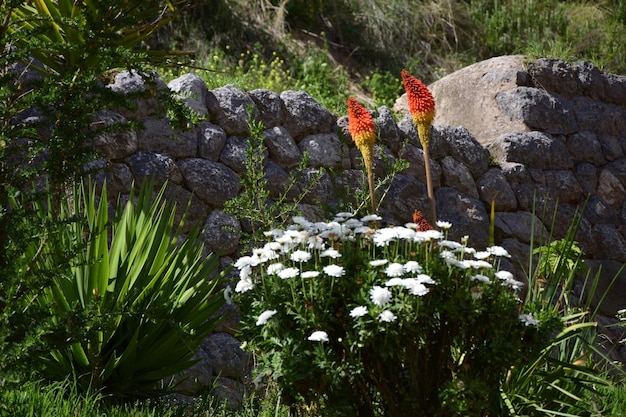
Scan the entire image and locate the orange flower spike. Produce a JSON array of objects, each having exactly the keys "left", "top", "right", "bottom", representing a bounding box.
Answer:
[
  {"left": 401, "top": 69, "right": 435, "bottom": 147},
  {"left": 347, "top": 97, "right": 376, "bottom": 160},
  {"left": 403, "top": 70, "right": 437, "bottom": 224},
  {"left": 347, "top": 97, "right": 377, "bottom": 213}
]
